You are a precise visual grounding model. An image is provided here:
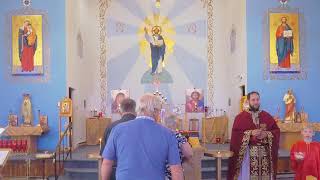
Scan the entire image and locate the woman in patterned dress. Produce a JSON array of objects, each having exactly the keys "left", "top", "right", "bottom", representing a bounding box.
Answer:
[{"left": 163, "top": 115, "right": 193, "bottom": 180}]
